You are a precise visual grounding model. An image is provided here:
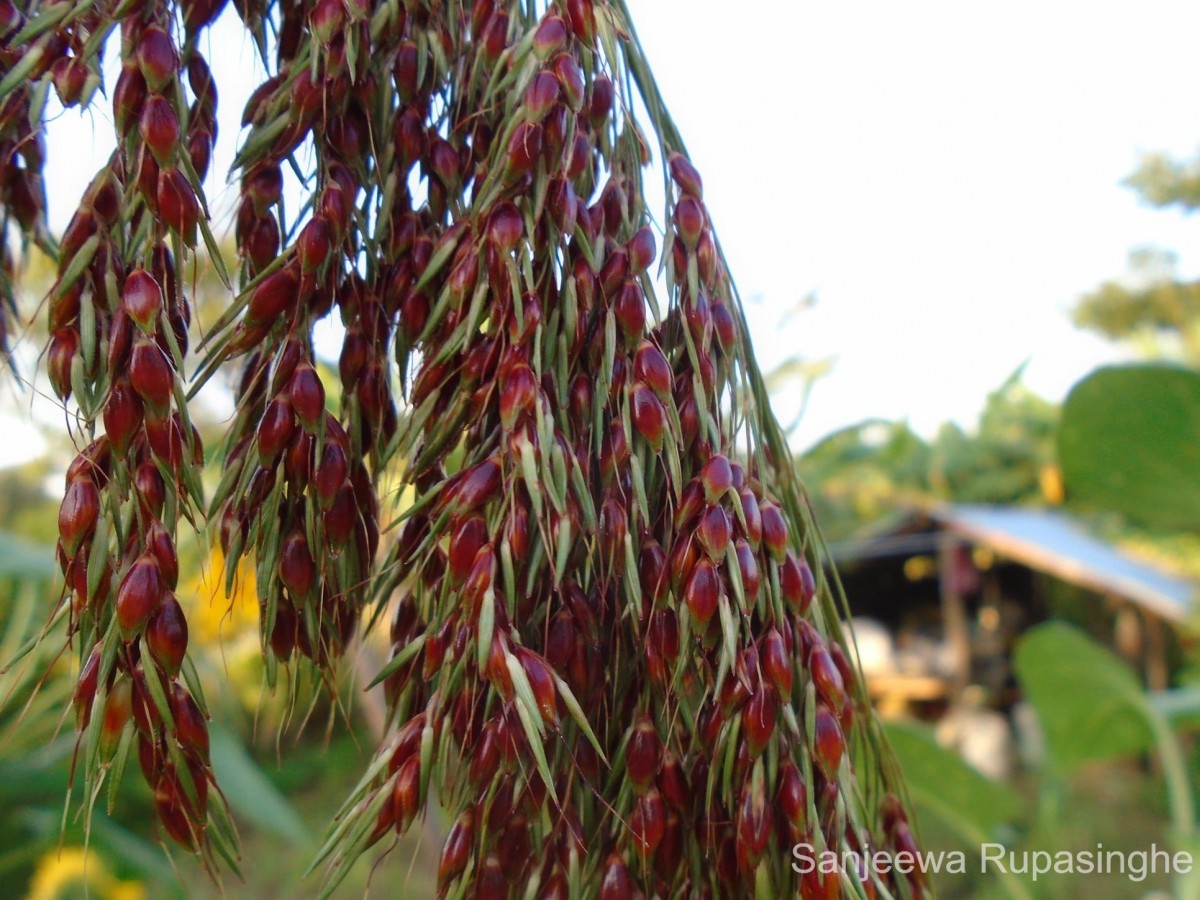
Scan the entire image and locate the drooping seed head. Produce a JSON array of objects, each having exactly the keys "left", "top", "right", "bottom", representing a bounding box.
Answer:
[
  {"left": 629, "top": 381, "right": 665, "bottom": 451},
  {"left": 269, "top": 598, "right": 298, "bottom": 660},
  {"left": 700, "top": 455, "right": 733, "bottom": 503},
  {"left": 669, "top": 152, "right": 704, "bottom": 199},
  {"left": 183, "top": 0, "right": 225, "bottom": 36},
  {"left": 553, "top": 53, "right": 585, "bottom": 111},
  {"left": 741, "top": 685, "right": 777, "bottom": 757},
  {"left": 684, "top": 557, "right": 720, "bottom": 631},
  {"left": 505, "top": 121, "right": 543, "bottom": 176},
  {"left": 144, "top": 411, "right": 186, "bottom": 472},
  {"left": 810, "top": 644, "right": 847, "bottom": 713},
  {"left": 52, "top": 57, "right": 89, "bottom": 108},
  {"left": 487, "top": 200, "right": 524, "bottom": 254},
  {"left": 762, "top": 626, "right": 792, "bottom": 697},
  {"left": 140, "top": 96, "right": 180, "bottom": 164},
  {"left": 445, "top": 458, "right": 502, "bottom": 517},
  {"left": 696, "top": 504, "right": 732, "bottom": 560},
  {"left": 639, "top": 538, "right": 668, "bottom": 606},
  {"left": 113, "top": 64, "right": 147, "bottom": 135},
  {"left": 310, "top": 0, "right": 345, "bottom": 43},
  {"left": 116, "top": 553, "right": 164, "bottom": 639},
  {"left": 297, "top": 215, "right": 333, "bottom": 273},
  {"left": 156, "top": 168, "right": 200, "bottom": 243},
  {"left": 169, "top": 682, "right": 210, "bottom": 761},
  {"left": 145, "top": 519, "right": 179, "bottom": 590},
  {"left": 136, "top": 25, "right": 178, "bottom": 92},
  {"left": 289, "top": 363, "right": 325, "bottom": 432},
  {"left": 448, "top": 515, "right": 488, "bottom": 586},
  {"left": 519, "top": 647, "right": 560, "bottom": 727},
  {"left": 614, "top": 280, "right": 646, "bottom": 343},
  {"left": 777, "top": 760, "right": 807, "bottom": 833},
  {"left": 630, "top": 786, "right": 666, "bottom": 858},
  {"left": 279, "top": 530, "right": 315, "bottom": 598},
  {"left": 735, "top": 767, "right": 771, "bottom": 874},
  {"left": 135, "top": 462, "right": 166, "bottom": 519},
  {"left": 760, "top": 500, "right": 788, "bottom": 562},
  {"left": 146, "top": 592, "right": 188, "bottom": 676},
  {"left": 256, "top": 395, "right": 295, "bottom": 465},
  {"left": 626, "top": 714, "right": 662, "bottom": 789},
  {"left": 647, "top": 607, "right": 680, "bottom": 670},
  {"left": 74, "top": 644, "right": 102, "bottom": 729},
  {"left": 712, "top": 300, "right": 737, "bottom": 354},
  {"left": 733, "top": 539, "right": 761, "bottom": 611},
  {"left": 524, "top": 70, "right": 560, "bottom": 120},
  {"left": 675, "top": 196, "right": 705, "bottom": 248},
  {"left": 598, "top": 492, "right": 628, "bottom": 575},
  {"left": 315, "top": 441, "right": 349, "bottom": 508},
  {"left": 58, "top": 477, "right": 99, "bottom": 557},
  {"left": 100, "top": 678, "right": 133, "bottom": 757},
  {"left": 813, "top": 704, "right": 845, "bottom": 779},
  {"left": 500, "top": 363, "right": 538, "bottom": 431},
  {"left": 626, "top": 226, "right": 657, "bottom": 274},
  {"left": 533, "top": 14, "right": 568, "bottom": 59},
  {"left": 596, "top": 853, "right": 635, "bottom": 900},
  {"left": 474, "top": 853, "right": 506, "bottom": 900},
  {"left": 122, "top": 269, "right": 164, "bottom": 334},
  {"left": 780, "top": 550, "right": 815, "bottom": 614},
  {"left": 438, "top": 807, "right": 475, "bottom": 889},
  {"left": 738, "top": 489, "right": 763, "bottom": 549},
  {"left": 392, "top": 754, "right": 421, "bottom": 833},
  {"left": 47, "top": 328, "right": 78, "bottom": 400}
]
